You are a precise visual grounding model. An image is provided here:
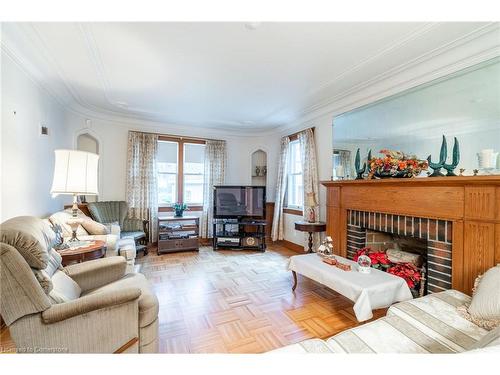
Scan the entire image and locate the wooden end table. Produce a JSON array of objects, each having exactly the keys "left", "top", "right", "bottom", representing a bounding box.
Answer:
[
  {"left": 294, "top": 221, "right": 327, "bottom": 253},
  {"left": 57, "top": 240, "right": 107, "bottom": 266}
]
